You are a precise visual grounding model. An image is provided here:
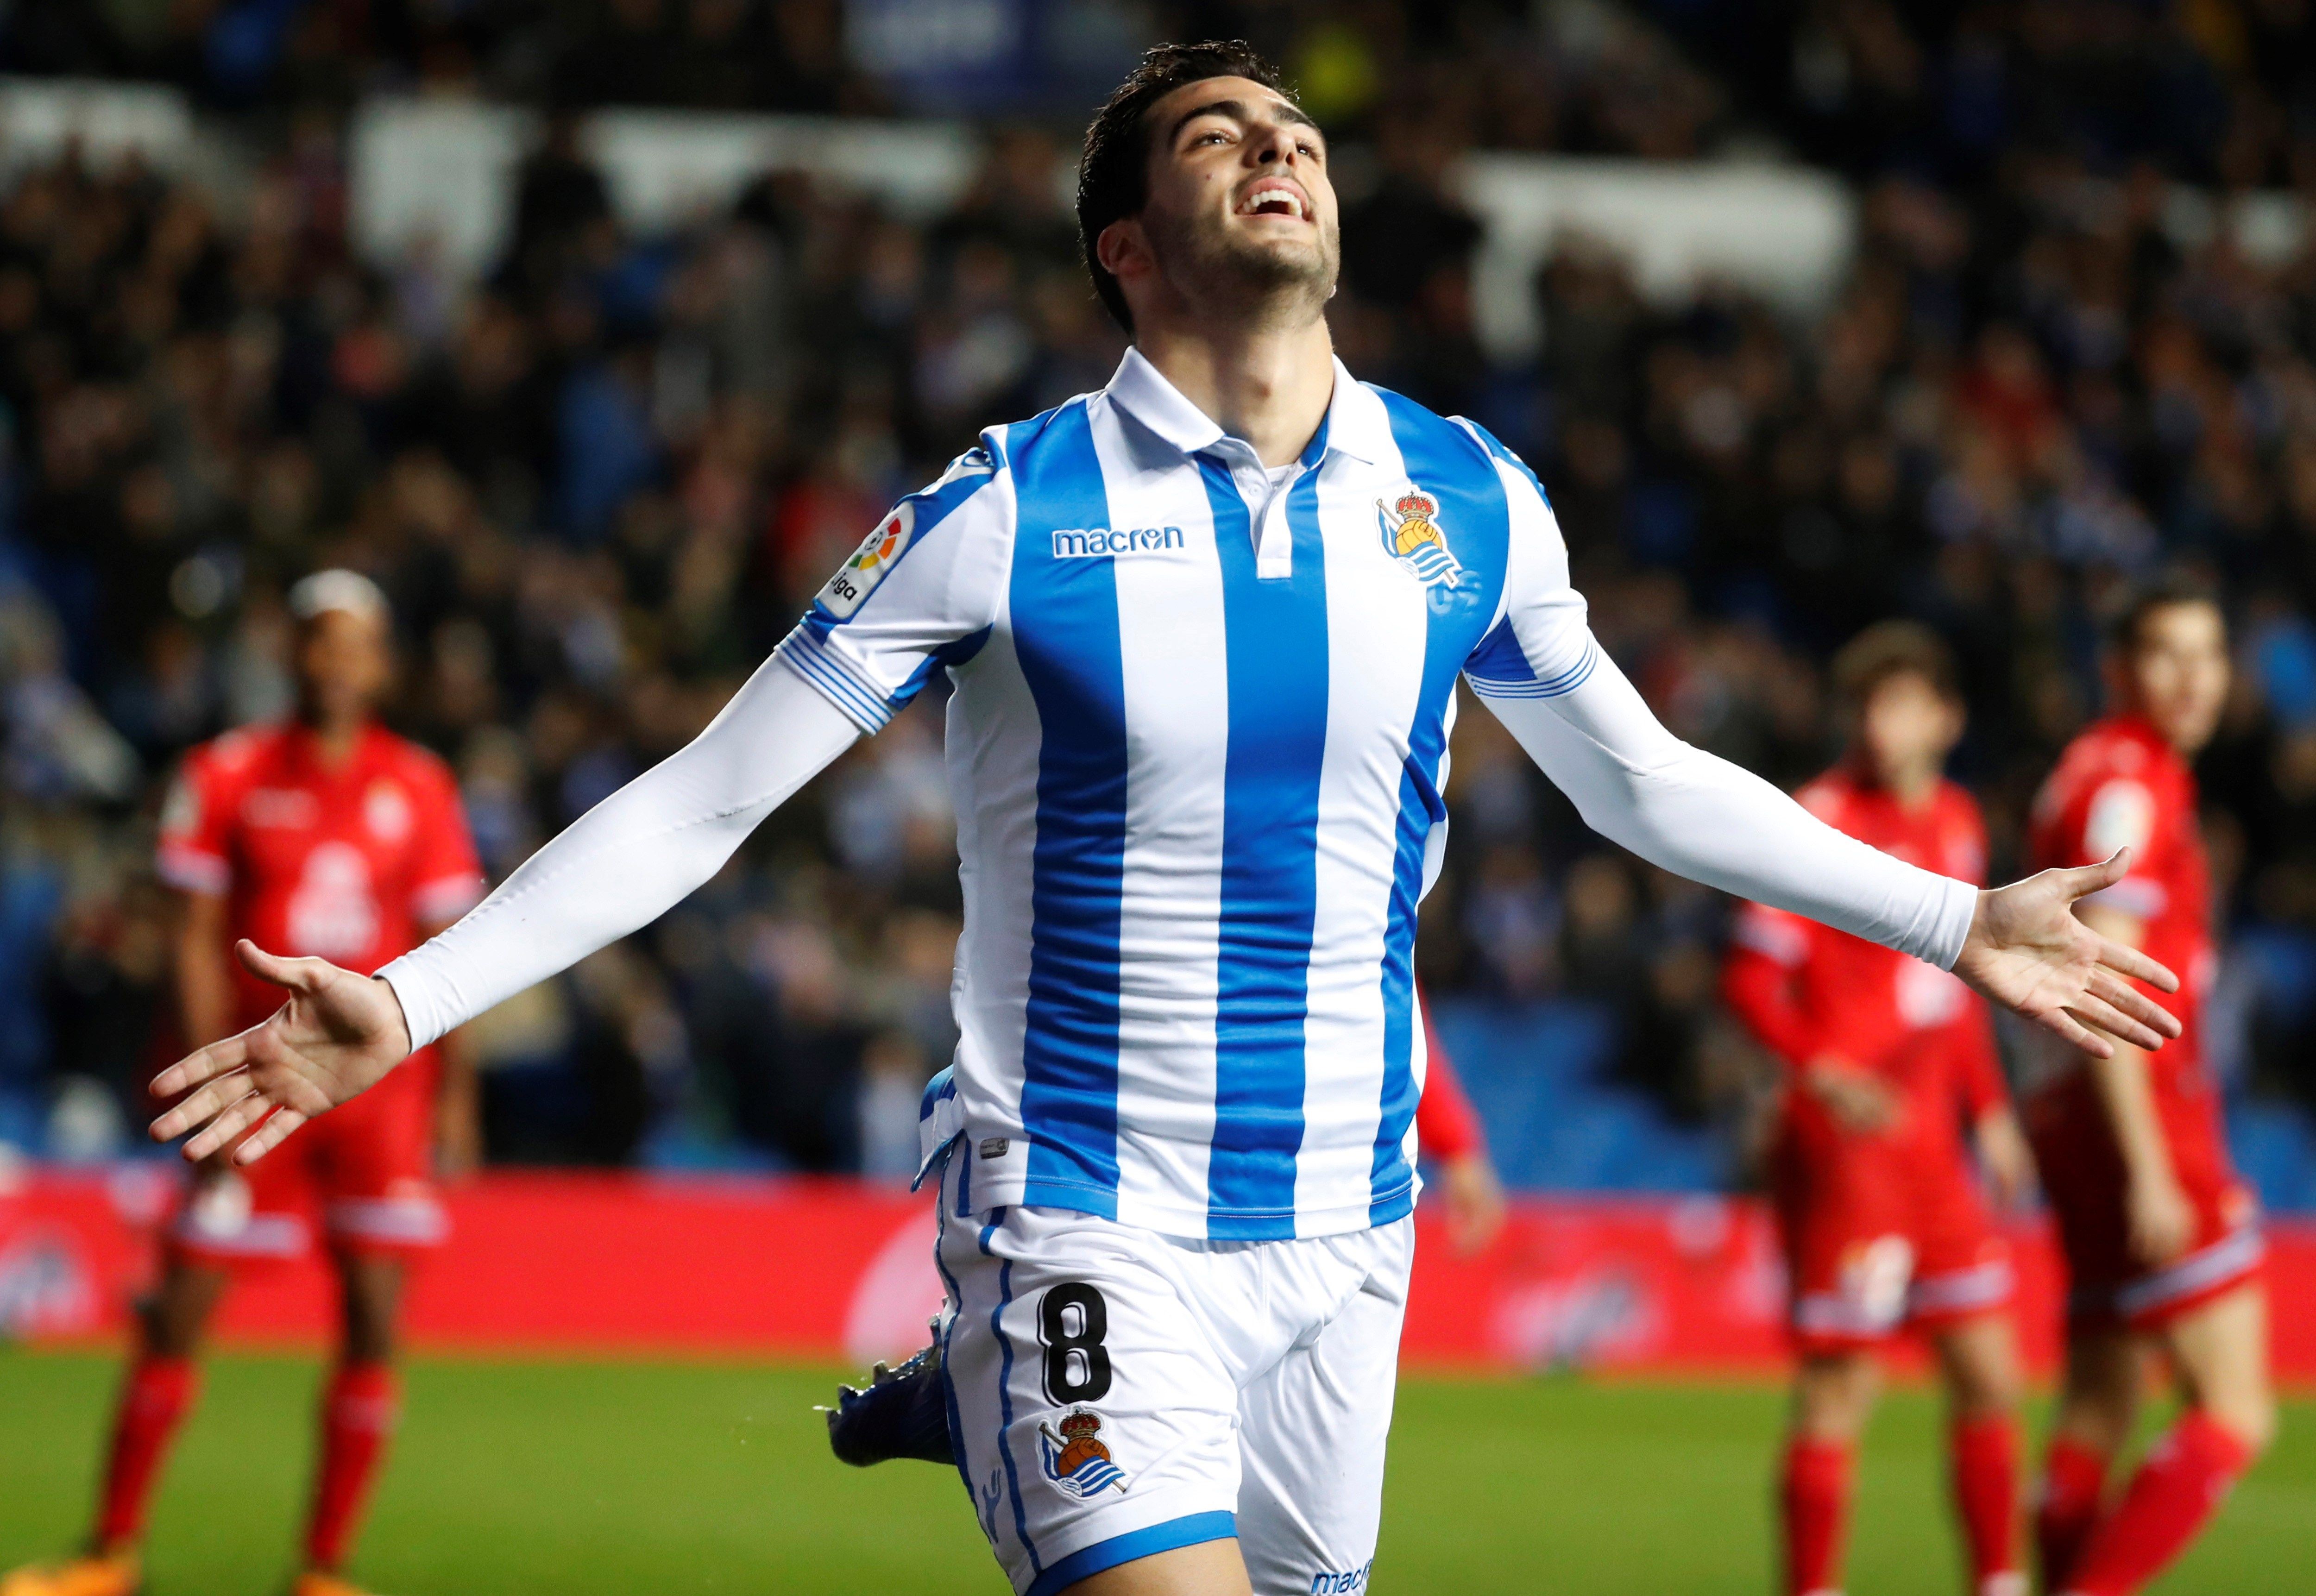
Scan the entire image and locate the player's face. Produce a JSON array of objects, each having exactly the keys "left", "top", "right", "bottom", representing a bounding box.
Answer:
[
  {"left": 1120, "top": 77, "right": 1340, "bottom": 321},
  {"left": 295, "top": 607, "right": 393, "bottom": 726},
  {"left": 1857, "top": 670, "right": 1963, "bottom": 790},
  {"left": 2121, "top": 601, "right": 2229, "bottom": 755}
]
